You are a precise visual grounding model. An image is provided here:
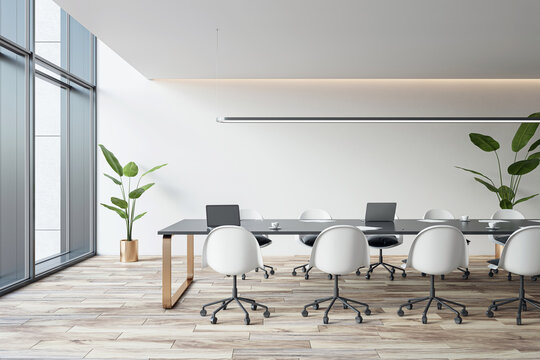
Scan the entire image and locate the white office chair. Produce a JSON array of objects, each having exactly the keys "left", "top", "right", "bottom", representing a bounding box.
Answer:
[
  {"left": 486, "top": 226, "right": 540, "bottom": 325},
  {"left": 397, "top": 225, "right": 469, "bottom": 324},
  {"left": 200, "top": 226, "right": 270, "bottom": 325},
  {"left": 424, "top": 209, "right": 470, "bottom": 280},
  {"left": 301, "top": 225, "right": 371, "bottom": 324},
  {"left": 362, "top": 216, "right": 406, "bottom": 280},
  {"left": 239, "top": 209, "right": 275, "bottom": 279},
  {"left": 292, "top": 209, "right": 333, "bottom": 280},
  {"left": 487, "top": 209, "right": 525, "bottom": 280}
]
